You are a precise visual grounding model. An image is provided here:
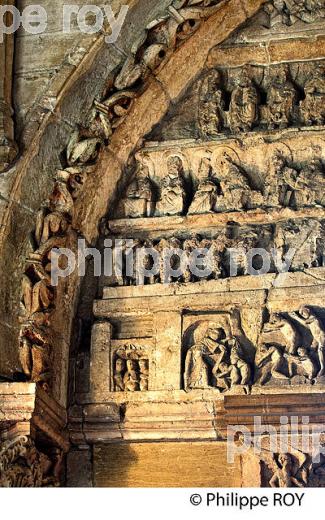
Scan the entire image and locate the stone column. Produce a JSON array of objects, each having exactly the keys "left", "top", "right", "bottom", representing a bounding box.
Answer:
[
  {"left": 90, "top": 321, "right": 112, "bottom": 400},
  {"left": 0, "top": 0, "right": 17, "bottom": 172},
  {"left": 153, "top": 311, "right": 182, "bottom": 390}
]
